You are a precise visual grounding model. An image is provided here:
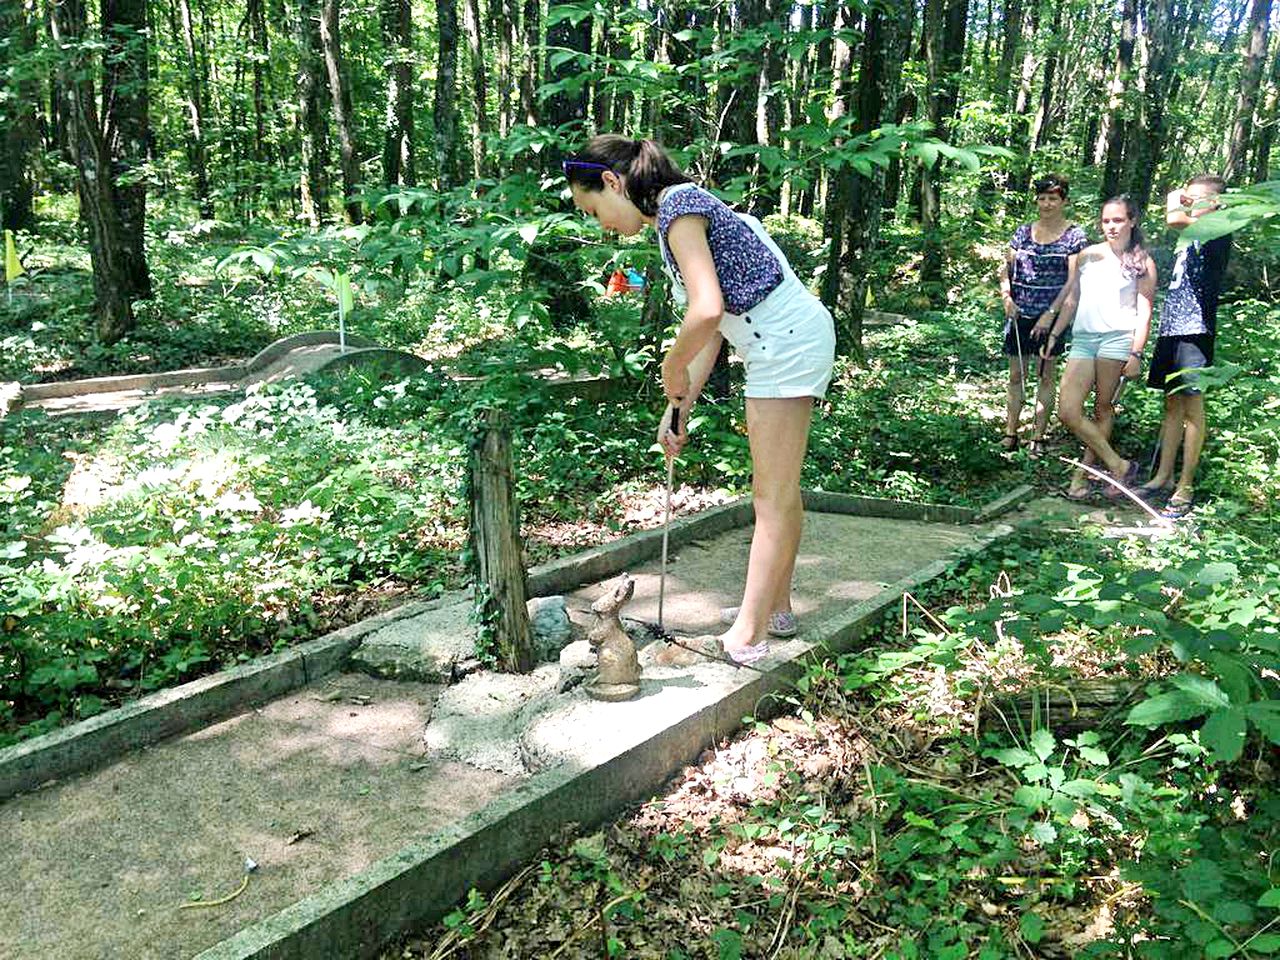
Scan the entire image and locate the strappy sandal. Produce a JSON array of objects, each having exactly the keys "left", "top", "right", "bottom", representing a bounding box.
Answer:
[
  {"left": 1161, "top": 494, "right": 1194, "bottom": 519},
  {"left": 1027, "top": 436, "right": 1048, "bottom": 458},
  {"left": 1136, "top": 483, "right": 1173, "bottom": 504},
  {"left": 1104, "top": 460, "right": 1141, "bottom": 499},
  {"left": 1000, "top": 433, "right": 1020, "bottom": 452}
]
